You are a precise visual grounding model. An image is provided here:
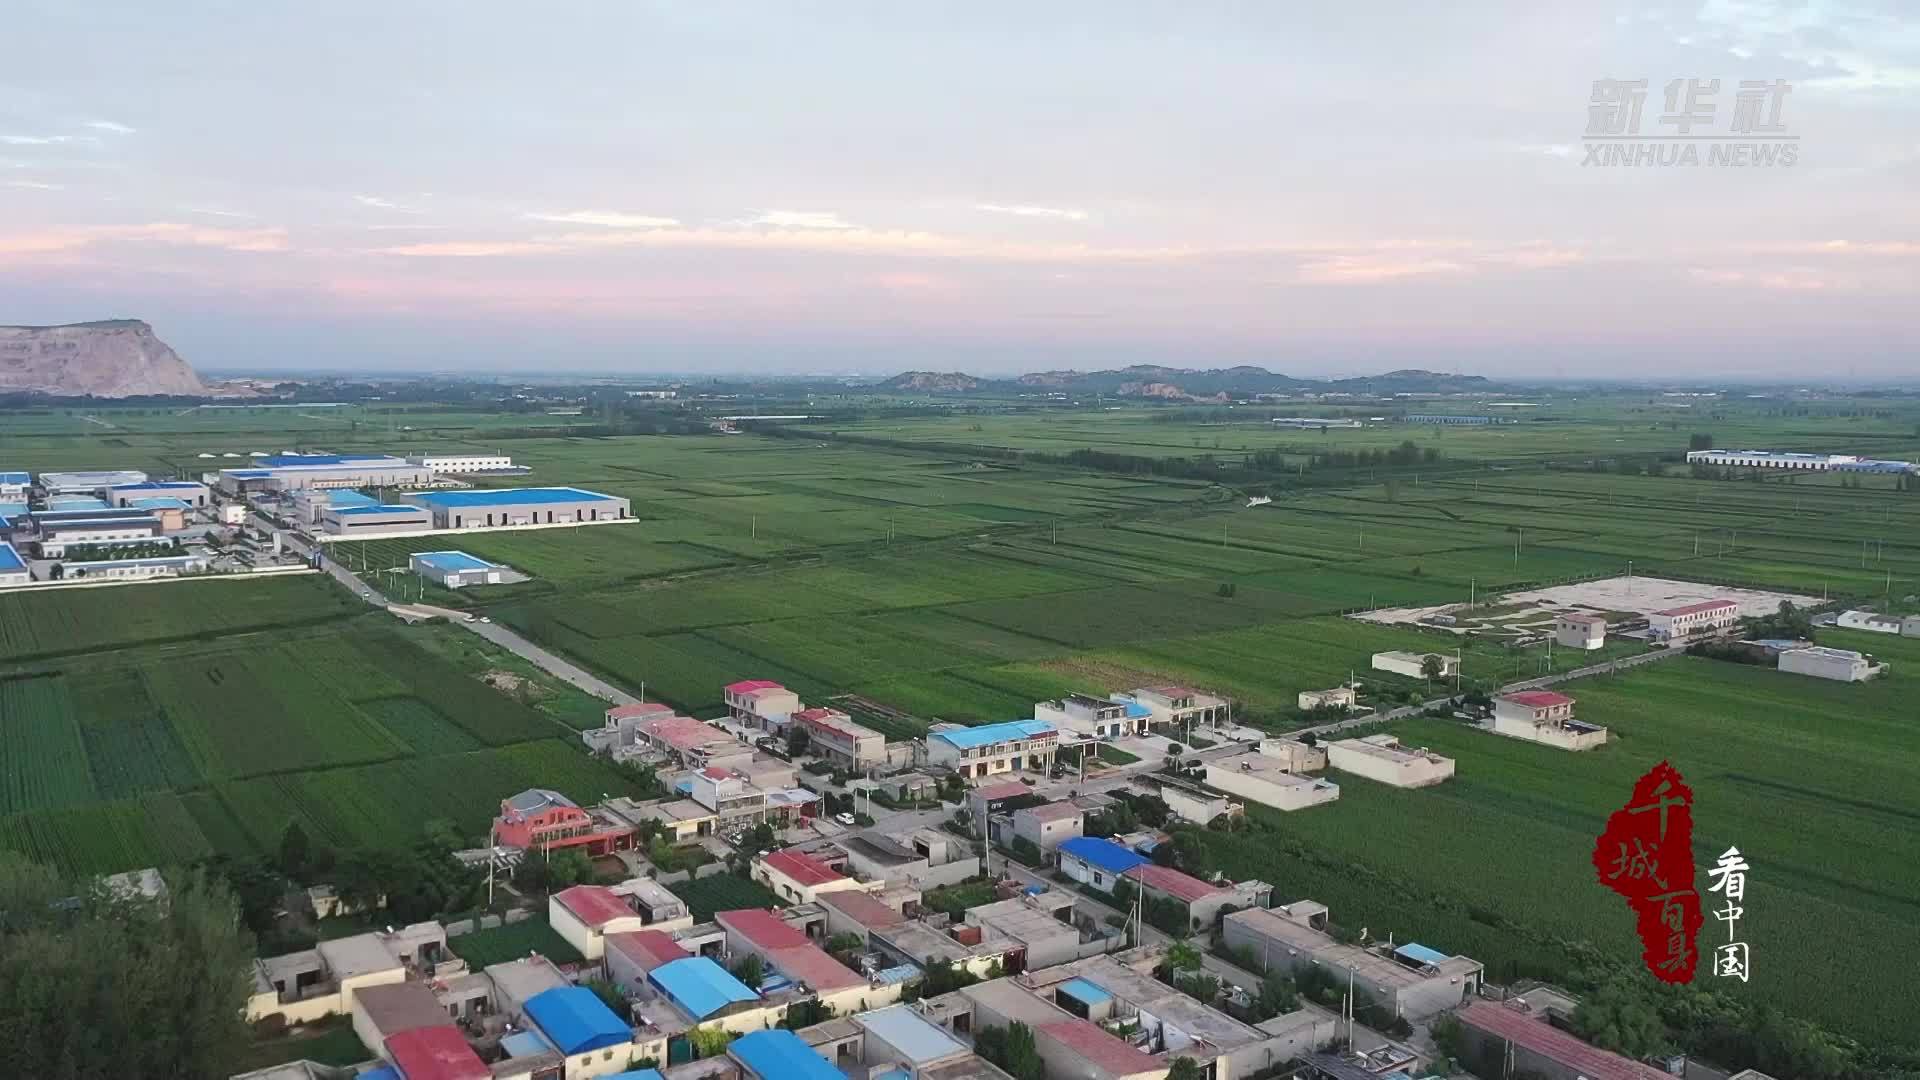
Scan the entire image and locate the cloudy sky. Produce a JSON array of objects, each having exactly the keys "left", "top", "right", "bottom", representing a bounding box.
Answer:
[{"left": 2, "top": 1, "right": 1916, "bottom": 378}]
